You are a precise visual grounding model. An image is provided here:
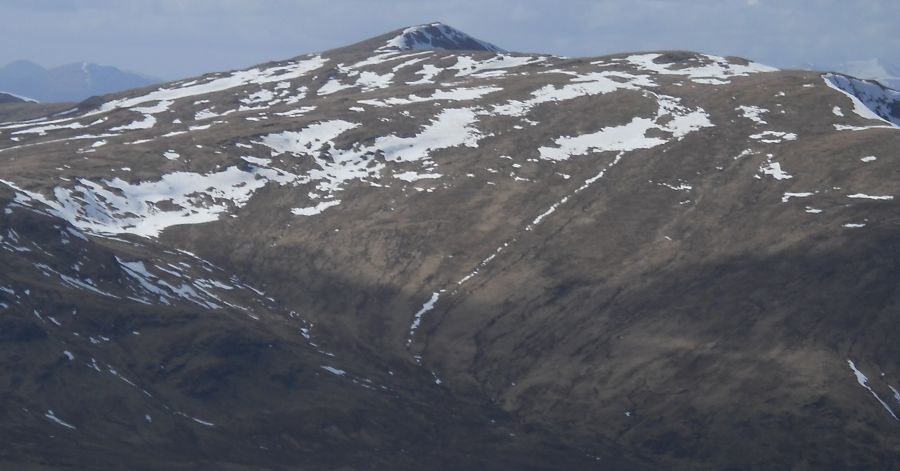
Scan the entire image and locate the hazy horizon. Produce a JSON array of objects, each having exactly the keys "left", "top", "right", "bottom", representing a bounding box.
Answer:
[{"left": 2, "top": 0, "right": 898, "bottom": 85}]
